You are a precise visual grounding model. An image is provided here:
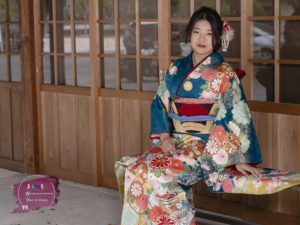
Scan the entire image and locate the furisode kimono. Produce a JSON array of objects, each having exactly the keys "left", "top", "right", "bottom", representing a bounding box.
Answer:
[{"left": 115, "top": 52, "right": 300, "bottom": 225}]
